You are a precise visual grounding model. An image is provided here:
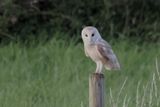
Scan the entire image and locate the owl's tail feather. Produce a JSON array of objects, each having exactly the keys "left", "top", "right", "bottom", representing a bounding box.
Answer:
[{"left": 104, "top": 62, "right": 121, "bottom": 71}]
